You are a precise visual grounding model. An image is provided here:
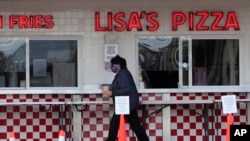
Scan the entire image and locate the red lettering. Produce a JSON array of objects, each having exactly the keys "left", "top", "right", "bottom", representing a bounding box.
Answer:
[
  {"left": 9, "top": 15, "right": 54, "bottom": 29},
  {"left": 19, "top": 15, "right": 29, "bottom": 28},
  {"left": 107, "top": 12, "right": 113, "bottom": 31},
  {"left": 9, "top": 15, "right": 18, "bottom": 28},
  {"left": 211, "top": 12, "right": 224, "bottom": 30},
  {"left": 196, "top": 11, "right": 209, "bottom": 31},
  {"left": 114, "top": 12, "right": 126, "bottom": 32},
  {"left": 0, "top": 16, "right": 2, "bottom": 28},
  {"left": 225, "top": 11, "right": 240, "bottom": 30},
  {"left": 146, "top": 12, "right": 159, "bottom": 31},
  {"left": 172, "top": 11, "right": 240, "bottom": 31},
  {"left": 29, "top": 16, "right": 34, "bottom": 28},
  {"left": 172, "top": 12, "right": 186, "bottom": 31},
  {"left": 95, "top": 11, "right": 158, "bottom": 31},
  {"left": 95, "top": 12, "right": 106, "bottom": 31},
  {"left": 189, "top": 12, "right": 194, "bottom": 31},
  {"left": 34, "top": 15, "right": 43, "bottom": 28},
  {"left": 127, "top": 12, "right": 142, "bottom": 31},
  {"left": 44, "top": 15, "right": 54, "bottom": 29}
]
